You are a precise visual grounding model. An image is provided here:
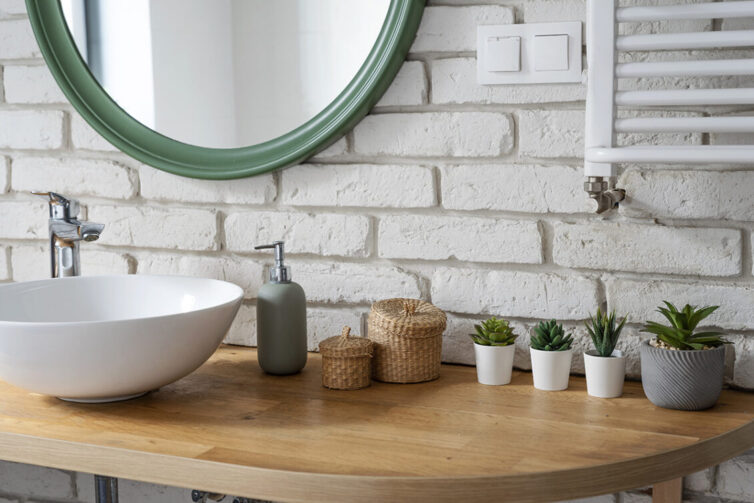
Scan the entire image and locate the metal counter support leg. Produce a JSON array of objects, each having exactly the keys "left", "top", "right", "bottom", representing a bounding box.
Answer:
[
  {"left": 653, "top": 477, "right": 682, "bottom": 503},
  {"left": 94, "top": 475, "right": 118, "bottom": 503}
]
